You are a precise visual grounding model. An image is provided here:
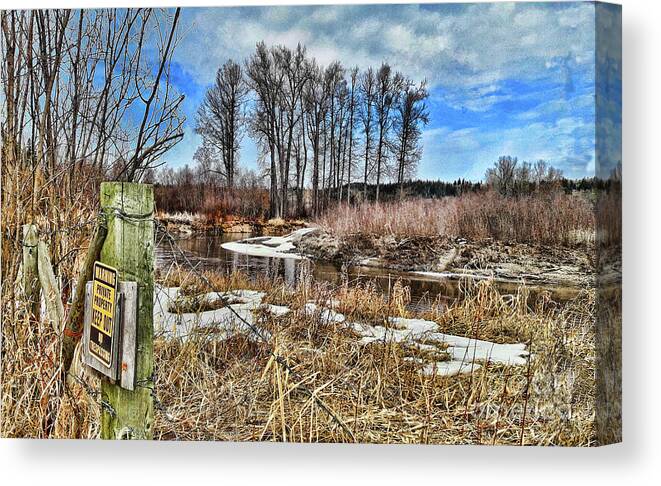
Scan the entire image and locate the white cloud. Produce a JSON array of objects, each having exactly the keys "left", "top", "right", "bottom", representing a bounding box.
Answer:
[
  {"left": 514, "top": 93, "right": 594, "bottom": 121},
  {"left": 169, "top": 3, "right": 603, "bottom": 180},
  {"left": 176, "top": 2, "right": 596, "bottom": 92}
]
